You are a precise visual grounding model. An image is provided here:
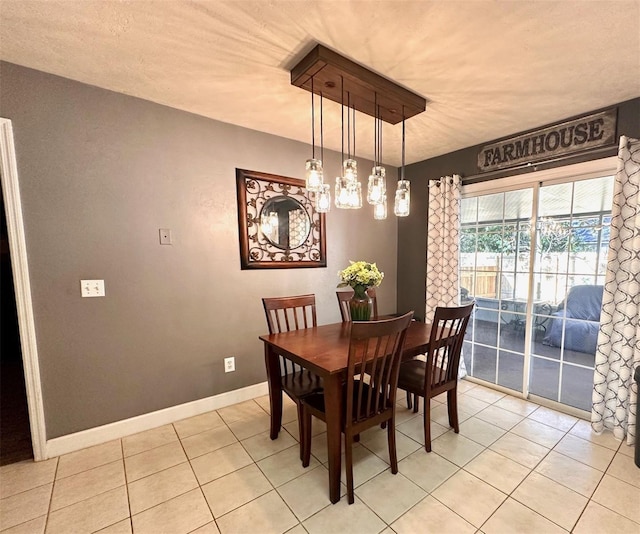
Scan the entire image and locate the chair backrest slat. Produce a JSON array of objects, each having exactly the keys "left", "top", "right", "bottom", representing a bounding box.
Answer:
[
  {"left": 262, "top": 294, "right": 318, "bottom": 378},
  {"left": 345, "top": 312, "right": 414, "bottom": 426},
  {"left": 425, "top": 303, "right": 474, "bottom": 392},
  {"left": 262, "top": 294, "right": 317, "bottom": 334}
]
